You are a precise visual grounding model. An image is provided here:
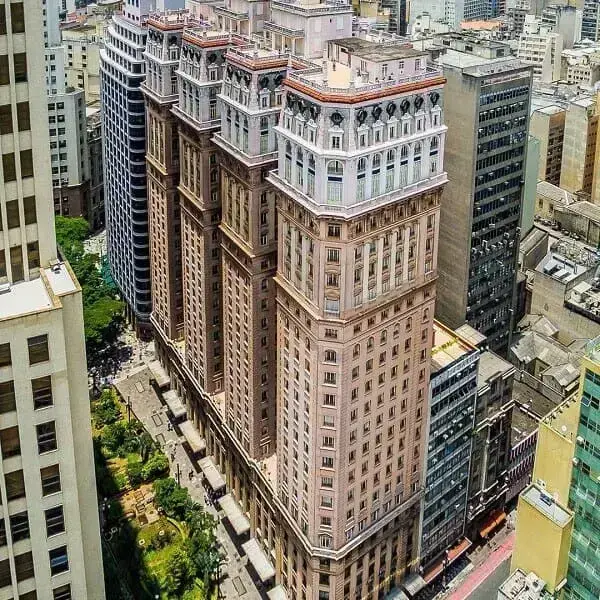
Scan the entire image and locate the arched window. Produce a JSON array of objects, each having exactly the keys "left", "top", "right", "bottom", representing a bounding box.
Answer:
[
  {"left": 401, "top": 145, "right": 409, "bottom": 159},
  {"left": 386, "top": 149, "right": 396, "bottom": 192},
  {"left": 327, "top": 161, "right": 343, "bottom": 205},
  {"left": 284, "top": 142, "right": 293, "bottom": 181},
  {"left": 242, "top": 117, "right": 249, "bottom": 151},
  {"left": 357, "top": 157, "right": 367, "bottom": 201},
  {"left": 296, "top": 148, "right": 304, "bottom": 187},
  {"left": 413, "top": 142, "right": 422, "bottom": 181},
  {"left": 260, "top": 117, "right": 269, "bottom": 153},
  {"left": 400, "top": 145, "right": 409, "bottom": 186},
  {"left": 371, "top": 154, "right": 381, "bottom": 198},
  {"left": 353, "top": 343, "right": 360, "bottom": 358},
  {"left": 307, "top": 154, "right": 315, "bottom": 197},
  {"left": 430, "top": 136, "right": 439, "bottom": 151}
]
